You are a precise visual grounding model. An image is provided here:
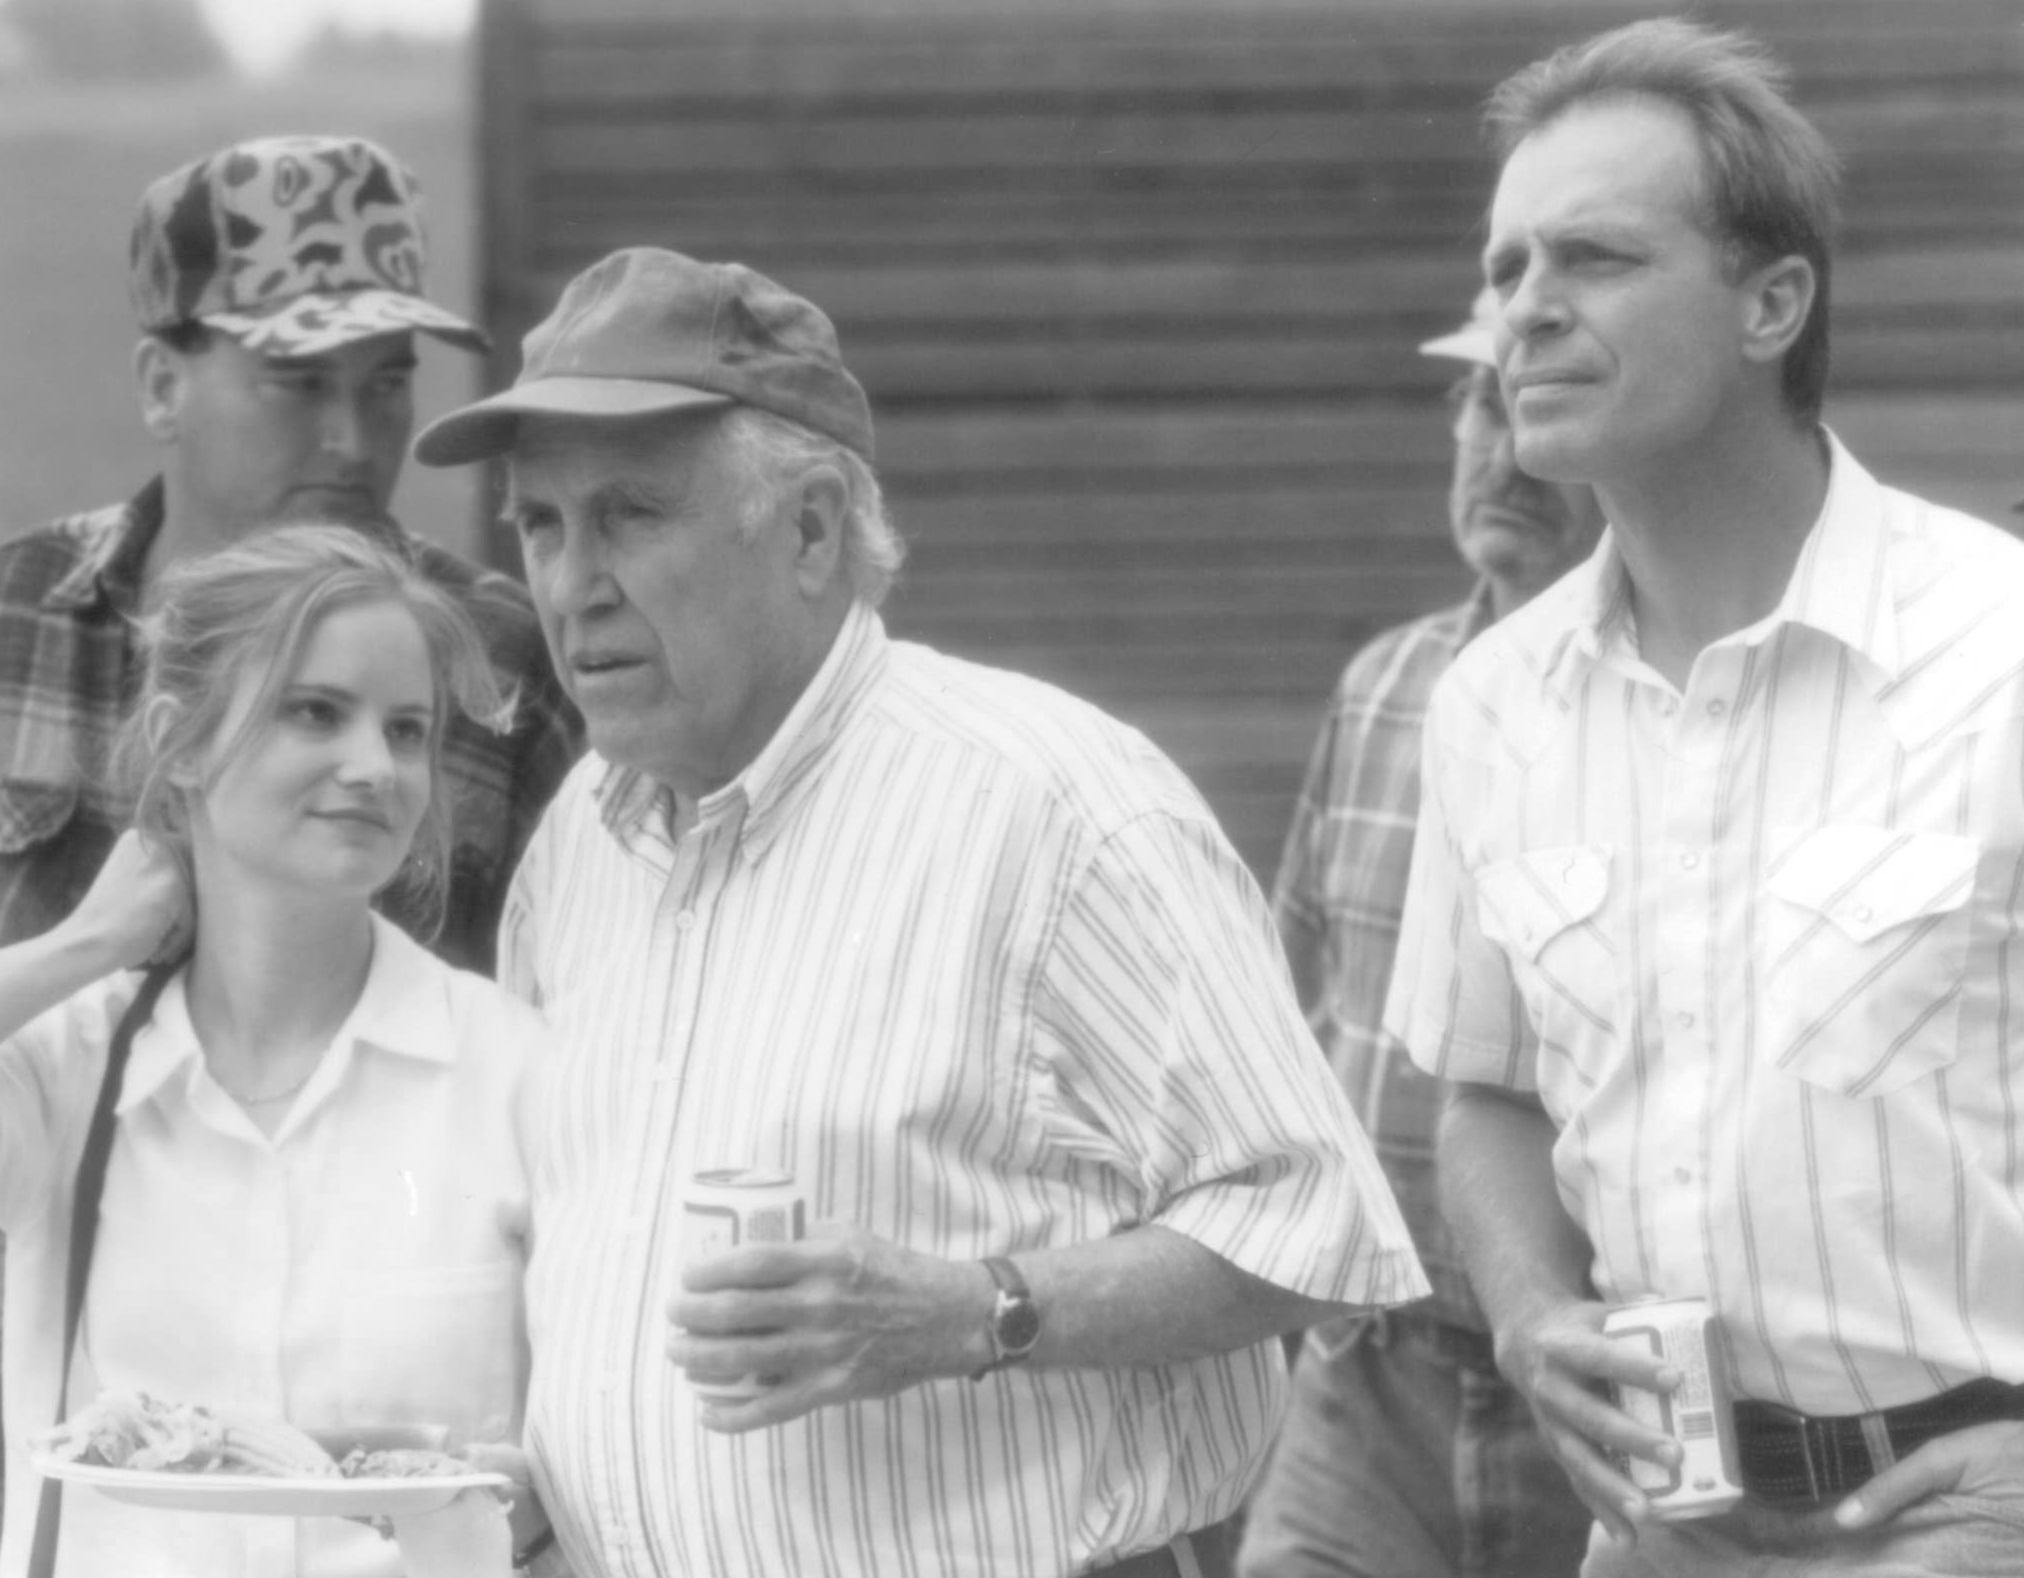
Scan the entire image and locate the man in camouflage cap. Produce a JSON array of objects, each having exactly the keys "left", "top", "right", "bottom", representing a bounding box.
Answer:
[{"left": 0, "top": 135, "right": 578, "bottom": 972}]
